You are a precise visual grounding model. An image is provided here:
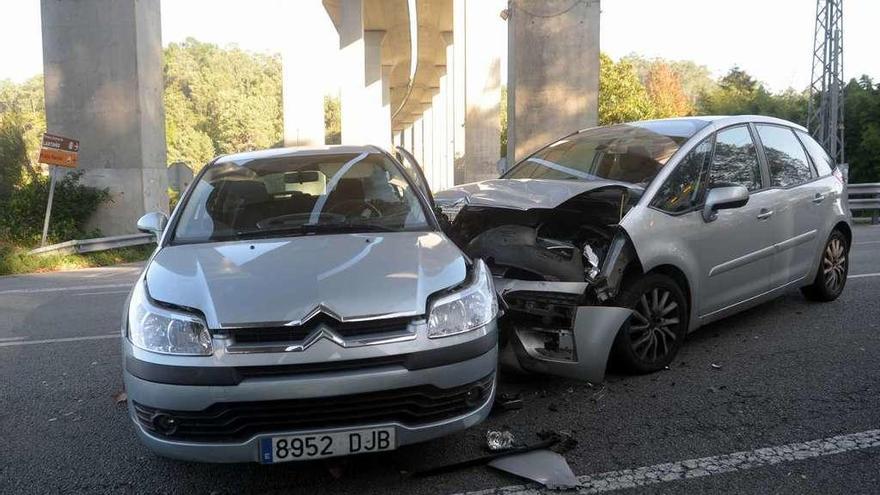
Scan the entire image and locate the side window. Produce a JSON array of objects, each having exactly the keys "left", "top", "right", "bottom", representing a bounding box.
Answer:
[
  {"left": 709, "top": 126, "right": 763, "bottom": 191},
  {"left": 796, "top": 130, "right": 834, "bottom": 177},
  {"left": 756, "top": 125, "right": 814, "bottom": 187},
  {"left": 651, "top": 137, "right": 712, "bottom": 213}
]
